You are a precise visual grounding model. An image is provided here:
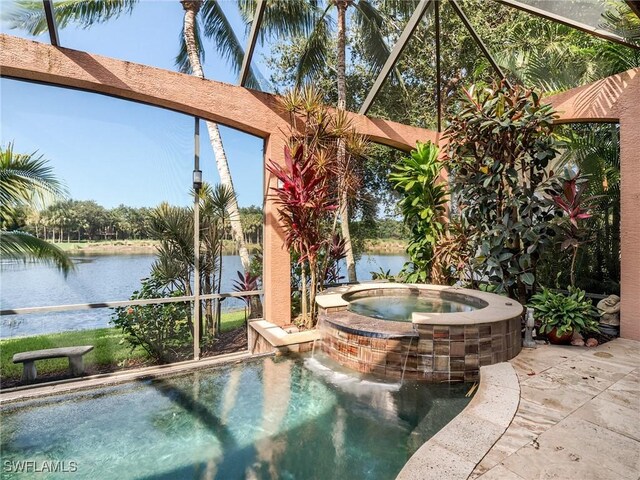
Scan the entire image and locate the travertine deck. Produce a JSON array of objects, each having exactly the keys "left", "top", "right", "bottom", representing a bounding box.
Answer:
[{"left": 472, "top": 338, "right": 640, "bottom": 479}]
